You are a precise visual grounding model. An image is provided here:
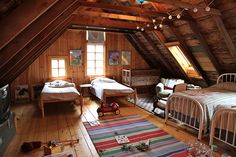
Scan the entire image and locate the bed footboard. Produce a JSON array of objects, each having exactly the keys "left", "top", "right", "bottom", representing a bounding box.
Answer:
[
  {"left": 165, "top": 95, "right": 205, "bottom": 140},
  {"left": 217, "top": 73, "right": 236, "bottom": 84},
  {"left": 210, "top": 108, "right": 236, "bottom": 148}
]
